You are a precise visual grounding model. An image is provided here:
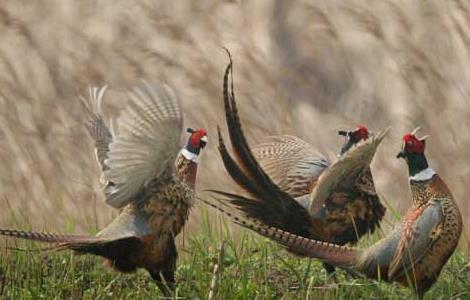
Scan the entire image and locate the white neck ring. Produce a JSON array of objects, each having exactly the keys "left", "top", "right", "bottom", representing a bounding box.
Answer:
[
  {"left": 409, "top": 167, "right": 435, "bottom": 181},
  {"left": 181, "top": 148, "right": 199, "bottom": 163}
]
